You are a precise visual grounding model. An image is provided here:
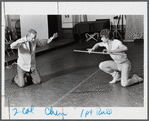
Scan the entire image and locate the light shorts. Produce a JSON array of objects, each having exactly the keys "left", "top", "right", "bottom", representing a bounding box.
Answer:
[{"left": 116, "top": 60, "right": 131, "bottom": 71}]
